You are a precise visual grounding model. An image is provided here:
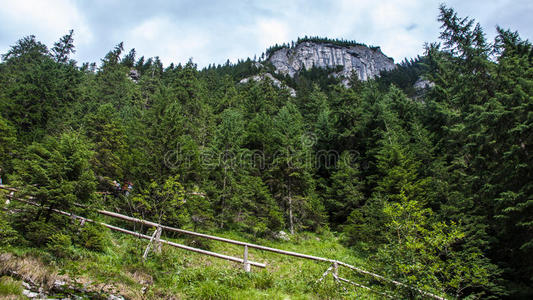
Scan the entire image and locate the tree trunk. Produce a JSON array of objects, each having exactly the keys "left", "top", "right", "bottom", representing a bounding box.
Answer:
[
  {"left": 288, "top": 177, "right": 294, "bottom": 234},
  {"left": 219, "top": 163, "right": 228, "bottom": 229},
  {"left": 289, "top": 195, "right": 294, "bottom": 234}
]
